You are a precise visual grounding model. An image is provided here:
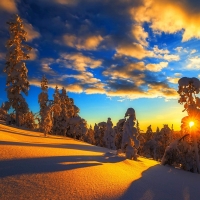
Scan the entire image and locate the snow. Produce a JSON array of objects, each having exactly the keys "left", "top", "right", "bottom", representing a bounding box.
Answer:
[{"left": 0, "top": 123, "right": 200, "bottom": 200}]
